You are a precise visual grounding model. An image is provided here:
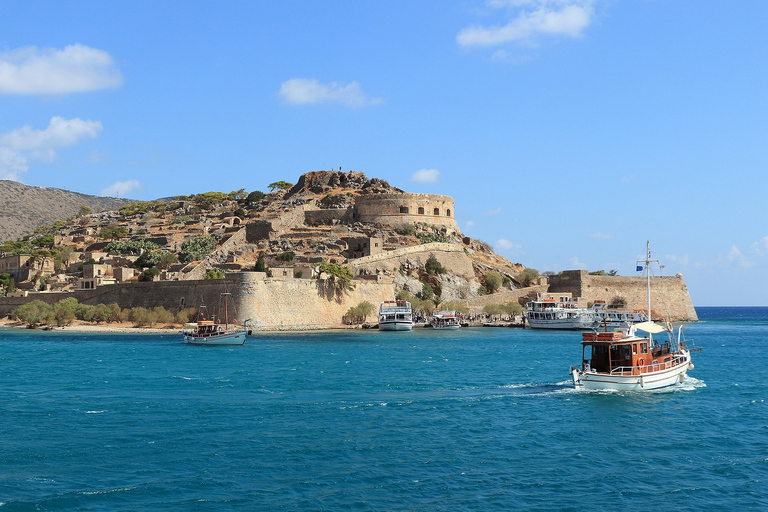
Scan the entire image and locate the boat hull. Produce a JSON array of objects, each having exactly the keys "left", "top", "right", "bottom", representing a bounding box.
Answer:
[
  {"left": 378, "top": 322, "right": 413, "bottom": 331},
  {"left": 573, "top": 353, "right": 691, "bottom": 391},
  {"left": 183, "top": 330, "right": 247, "bottom": 345}
]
